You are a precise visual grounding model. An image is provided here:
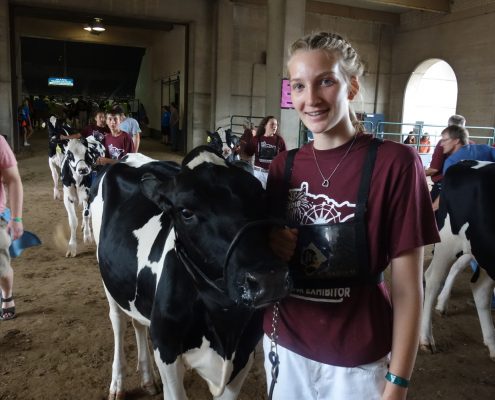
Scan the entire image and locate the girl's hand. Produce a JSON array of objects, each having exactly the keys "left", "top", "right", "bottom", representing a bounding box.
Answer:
[
  {"left": 269, "top": 227, "right": 298, "bottom": 261},
  {"left": 7, "top": 220, "right": 24, "bottom": 241}
]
